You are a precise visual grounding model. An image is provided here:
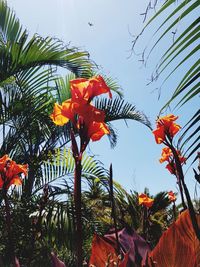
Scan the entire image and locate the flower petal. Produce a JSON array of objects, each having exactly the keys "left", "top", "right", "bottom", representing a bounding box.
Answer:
[
  {"left": 88, "top": 121, "right": 110, "bottom": 141},
  {"left": 152, "top": 126, "right": 165, "bottom": 144},
  {"left": 169, "top": 122, "right": 181, "bottom": 137},
  {"left": 138, "top": 193, "right": 154, "bottom": 208},
  {"left": 70, "top": 75, "right": 112, "bottom": 102},
  {"left": 159, "top": 147, "right": 173, "bottom": 163}
]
